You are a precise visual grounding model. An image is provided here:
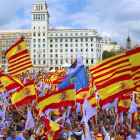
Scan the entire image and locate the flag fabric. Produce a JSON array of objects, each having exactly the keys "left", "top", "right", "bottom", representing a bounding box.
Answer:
[
  {"left": 4, "top": 38, "right": 33, "bottom": 76},
  {"left": 54, "top": 112, "right": 66, "bottom": 126},
  {"left": 76, "top": 86, "right": 90, "bottom": 104},
  {"left": 25, "top": 108, "right": 35, "bottom": 129},
  {"left": 59, "top": 65, "right": 89, "bottom": 91},
  {"left": 68, "top": 51, "right": 84, "bottom": 75},
  {"left": 45, "top": 118, "right": 64, "bottom": 140},
  {"left": 87, "top": 94, "right": 96, "bottom": 108},
  {"left": 0, "top": 73, "right": 24, "bottom": 92},
  {"left": 118, "top": 95, "right": 131, "bottom": 112},
  {"left": 38, "top": 84, "right": 76, "bottom": 113},
  {"left": 11, "top": 81, "right": 36, "bottom": 109},
  {"left": 58, "top": 67, "right": 64, "bottom": 74},
  {"left": 0, "top": 67, "right": 4, "bottom": 74},
  {"left": 89, "top": 51, "right": 135, "bottom": 104},
  {"left": 0, "top": 81, "right": 5, "bottom": 92},
  {"left": 114, "top": 134, "right": 122, "bottom": 140}
]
